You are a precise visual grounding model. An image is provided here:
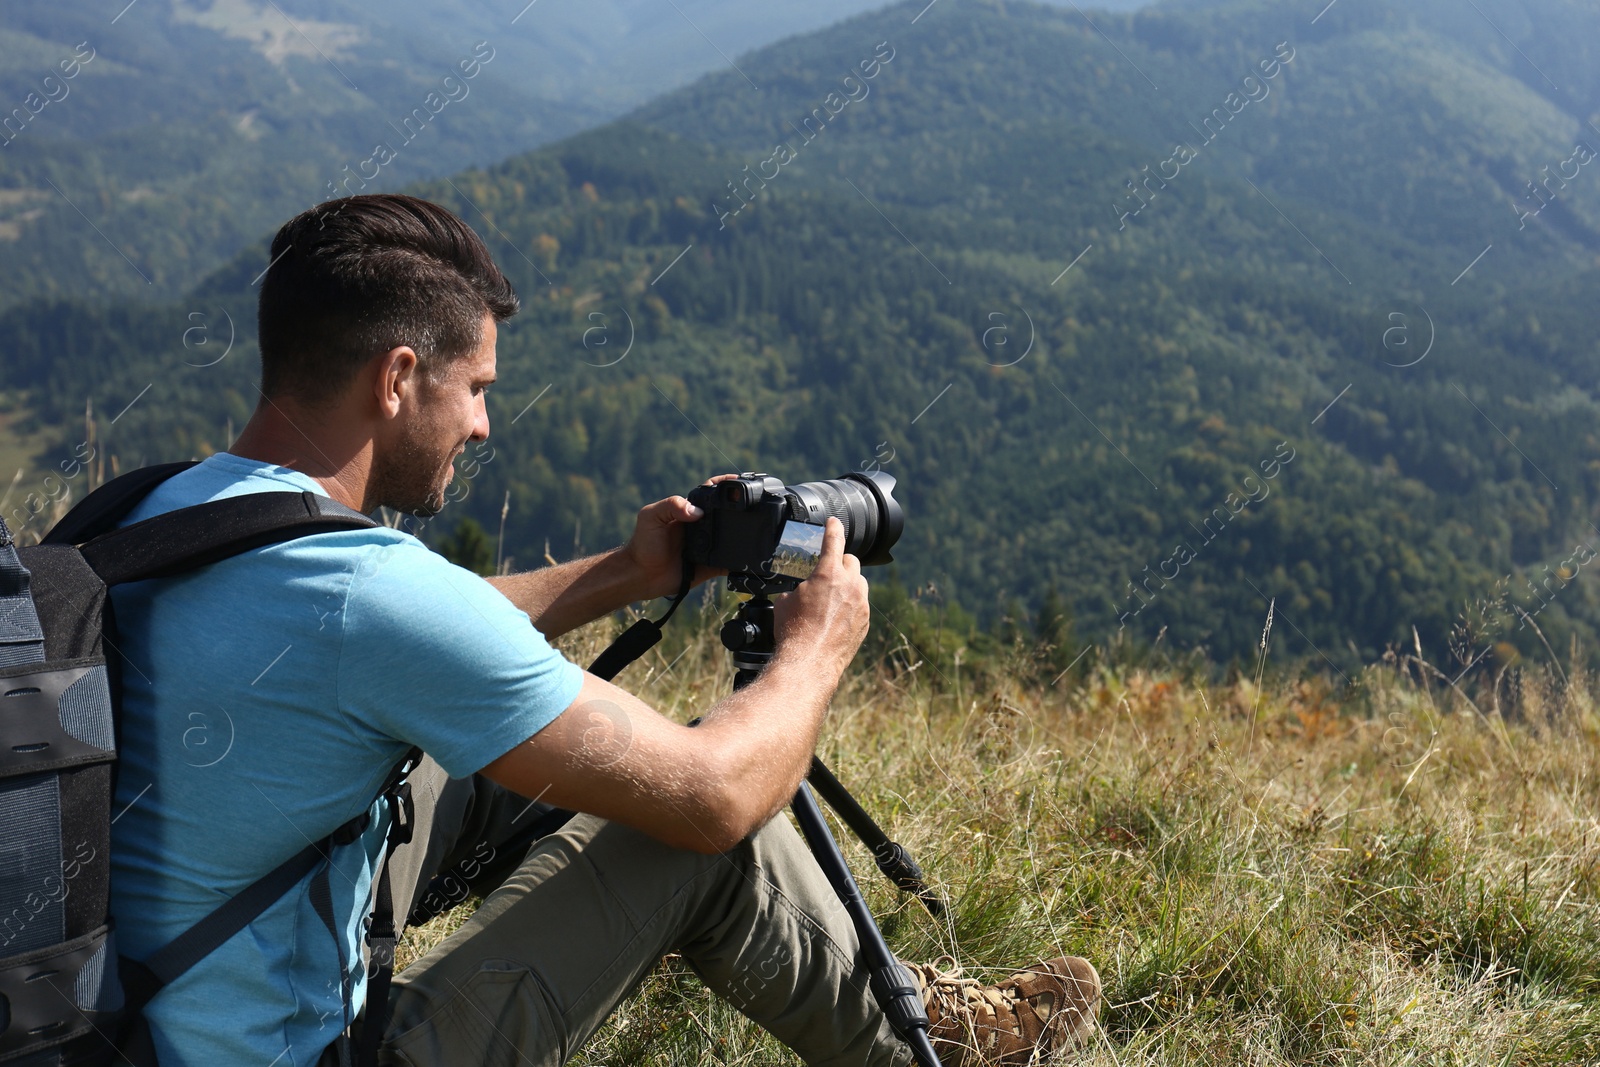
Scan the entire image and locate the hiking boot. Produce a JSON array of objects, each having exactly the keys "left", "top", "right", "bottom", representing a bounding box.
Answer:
[{"left": 902, "top": 954, "right": 1100, "bottom": 1066}]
